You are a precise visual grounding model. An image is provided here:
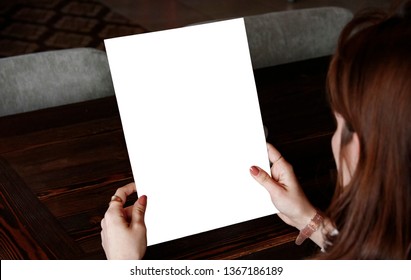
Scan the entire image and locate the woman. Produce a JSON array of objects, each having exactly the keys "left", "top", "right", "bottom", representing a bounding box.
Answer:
[{"left": 101, "top": 1, "right": 411, "bottom": 259}]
